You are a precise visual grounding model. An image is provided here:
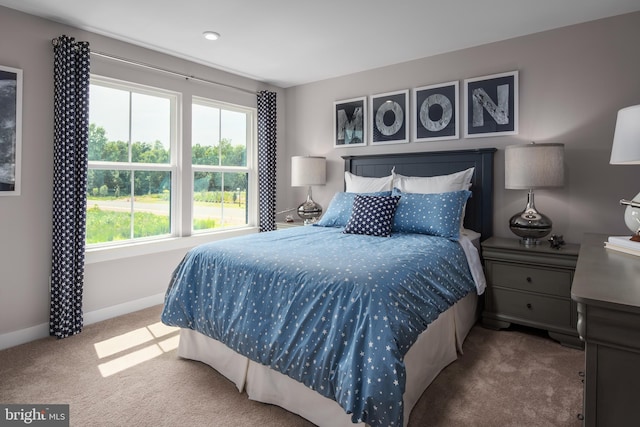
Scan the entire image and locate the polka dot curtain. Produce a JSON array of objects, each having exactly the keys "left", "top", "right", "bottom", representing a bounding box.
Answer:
[
  {"left": 257, "top": 91, "right": 277, "bottom": 232},
  {"left": 50, "top": 35, "right": 90, "bottom": 339}
]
